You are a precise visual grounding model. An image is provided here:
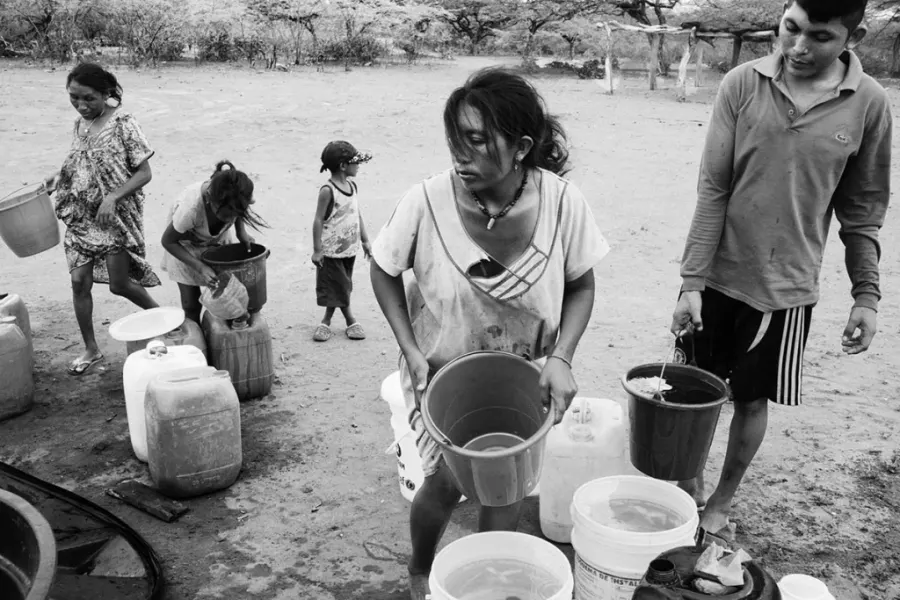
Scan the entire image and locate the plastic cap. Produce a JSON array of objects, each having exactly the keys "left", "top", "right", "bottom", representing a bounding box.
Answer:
[{"left": 146, "top": 339, "right": 168, "bottom": 357}]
